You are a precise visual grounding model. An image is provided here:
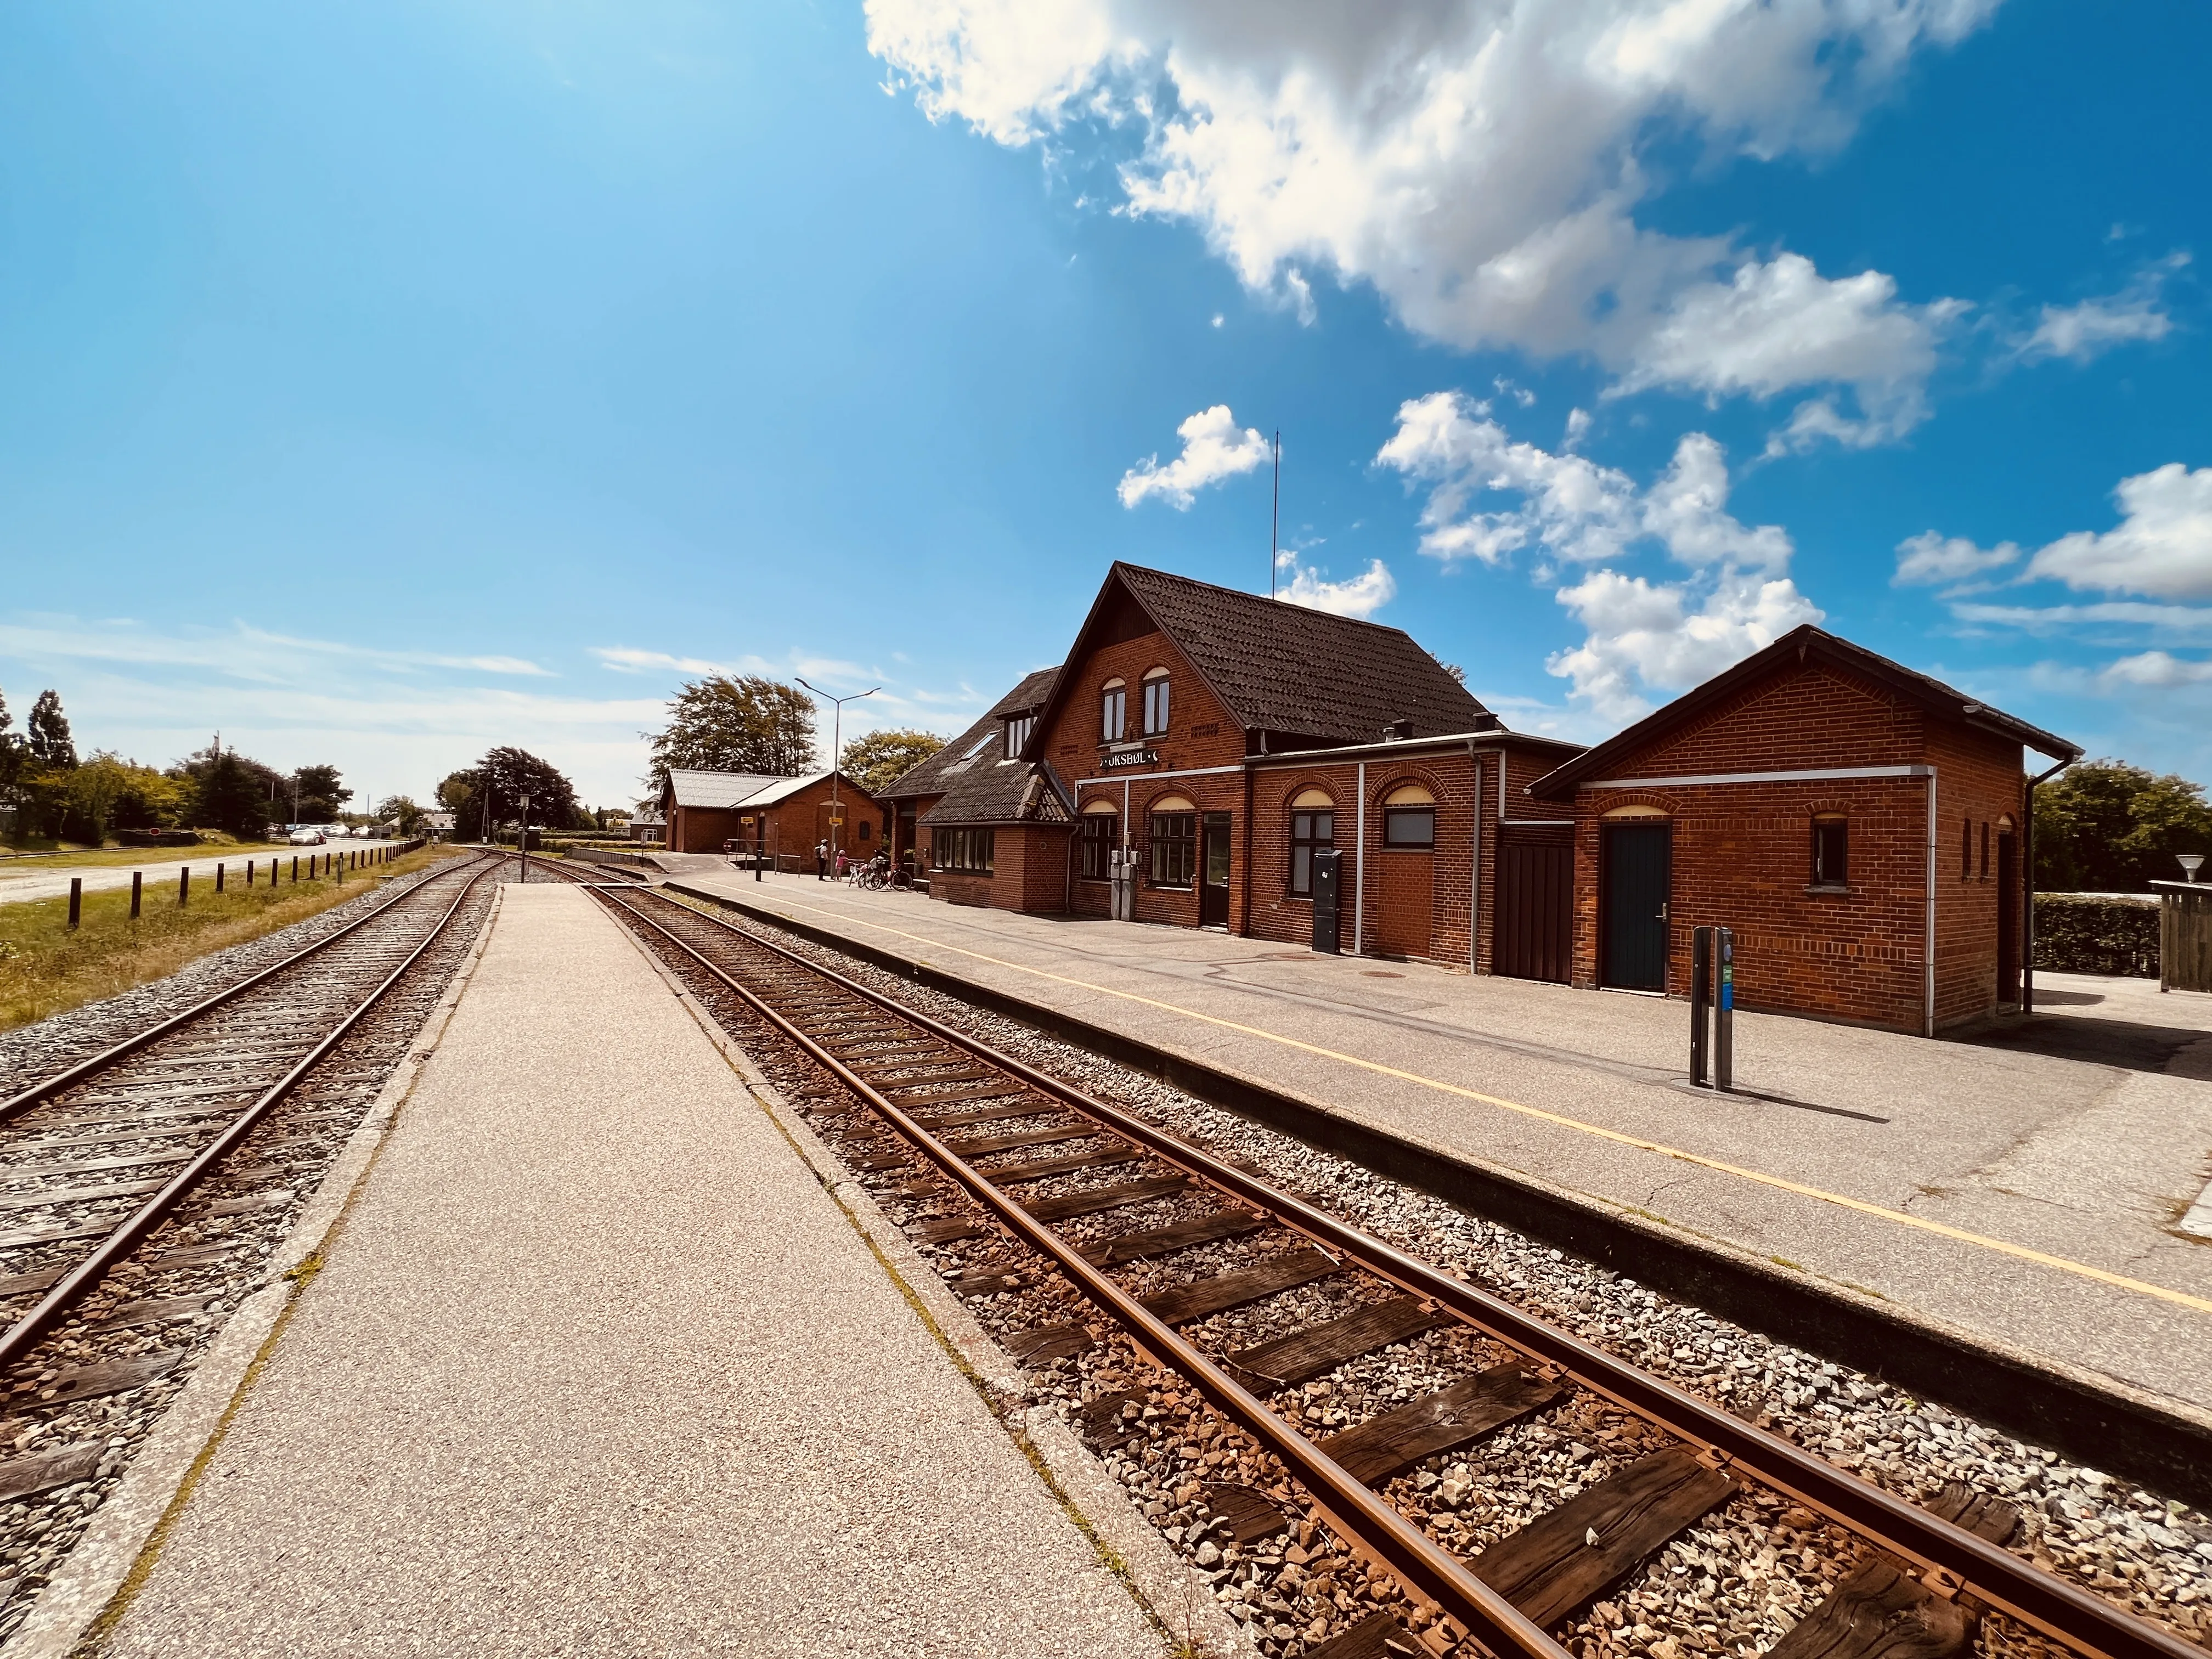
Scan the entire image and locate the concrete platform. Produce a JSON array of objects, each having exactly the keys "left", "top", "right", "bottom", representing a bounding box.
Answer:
[
  {"left": 672, "top": 870, "right": 2212, "bottom": 1425},
  {"left": 97, "top": 883, "right": 1166, "bottom": 1658}
]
